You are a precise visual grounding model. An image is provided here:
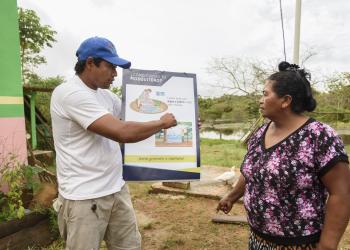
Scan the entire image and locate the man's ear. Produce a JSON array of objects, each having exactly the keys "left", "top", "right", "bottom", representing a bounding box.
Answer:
[
  {"left": 282, "top": 95, "right": 292, "bottom": 109},
  {"left": 85, "top": 57, "right": 95, "bottom": 70}
]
